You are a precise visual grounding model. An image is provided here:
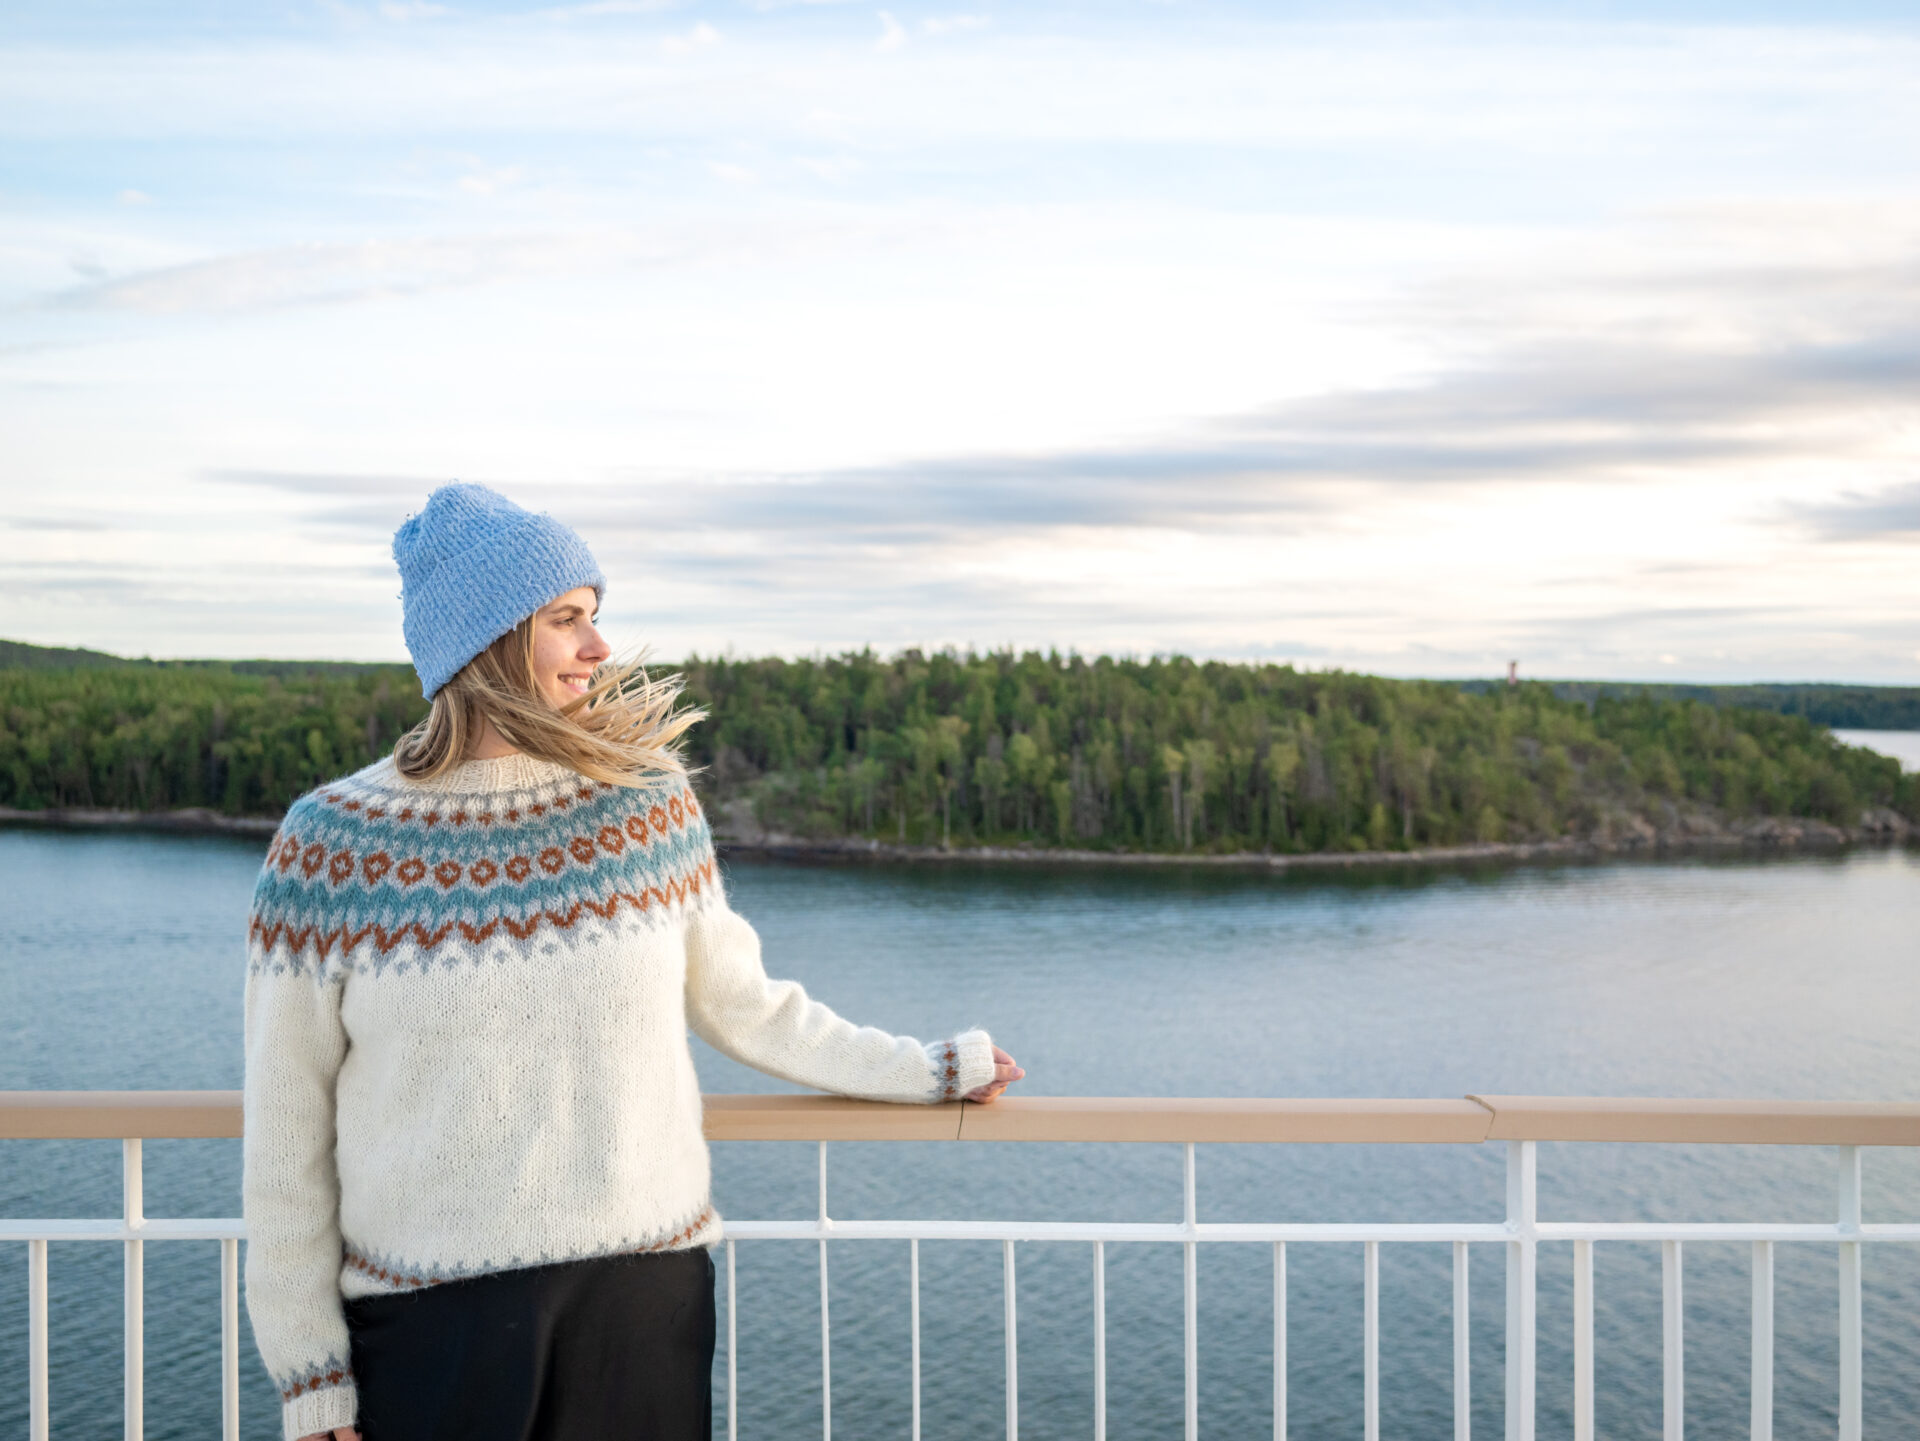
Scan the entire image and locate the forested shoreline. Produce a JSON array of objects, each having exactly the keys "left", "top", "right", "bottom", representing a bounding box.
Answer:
[{"left": 2, "top": 640, "right": 1914, "bottom": 855}]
